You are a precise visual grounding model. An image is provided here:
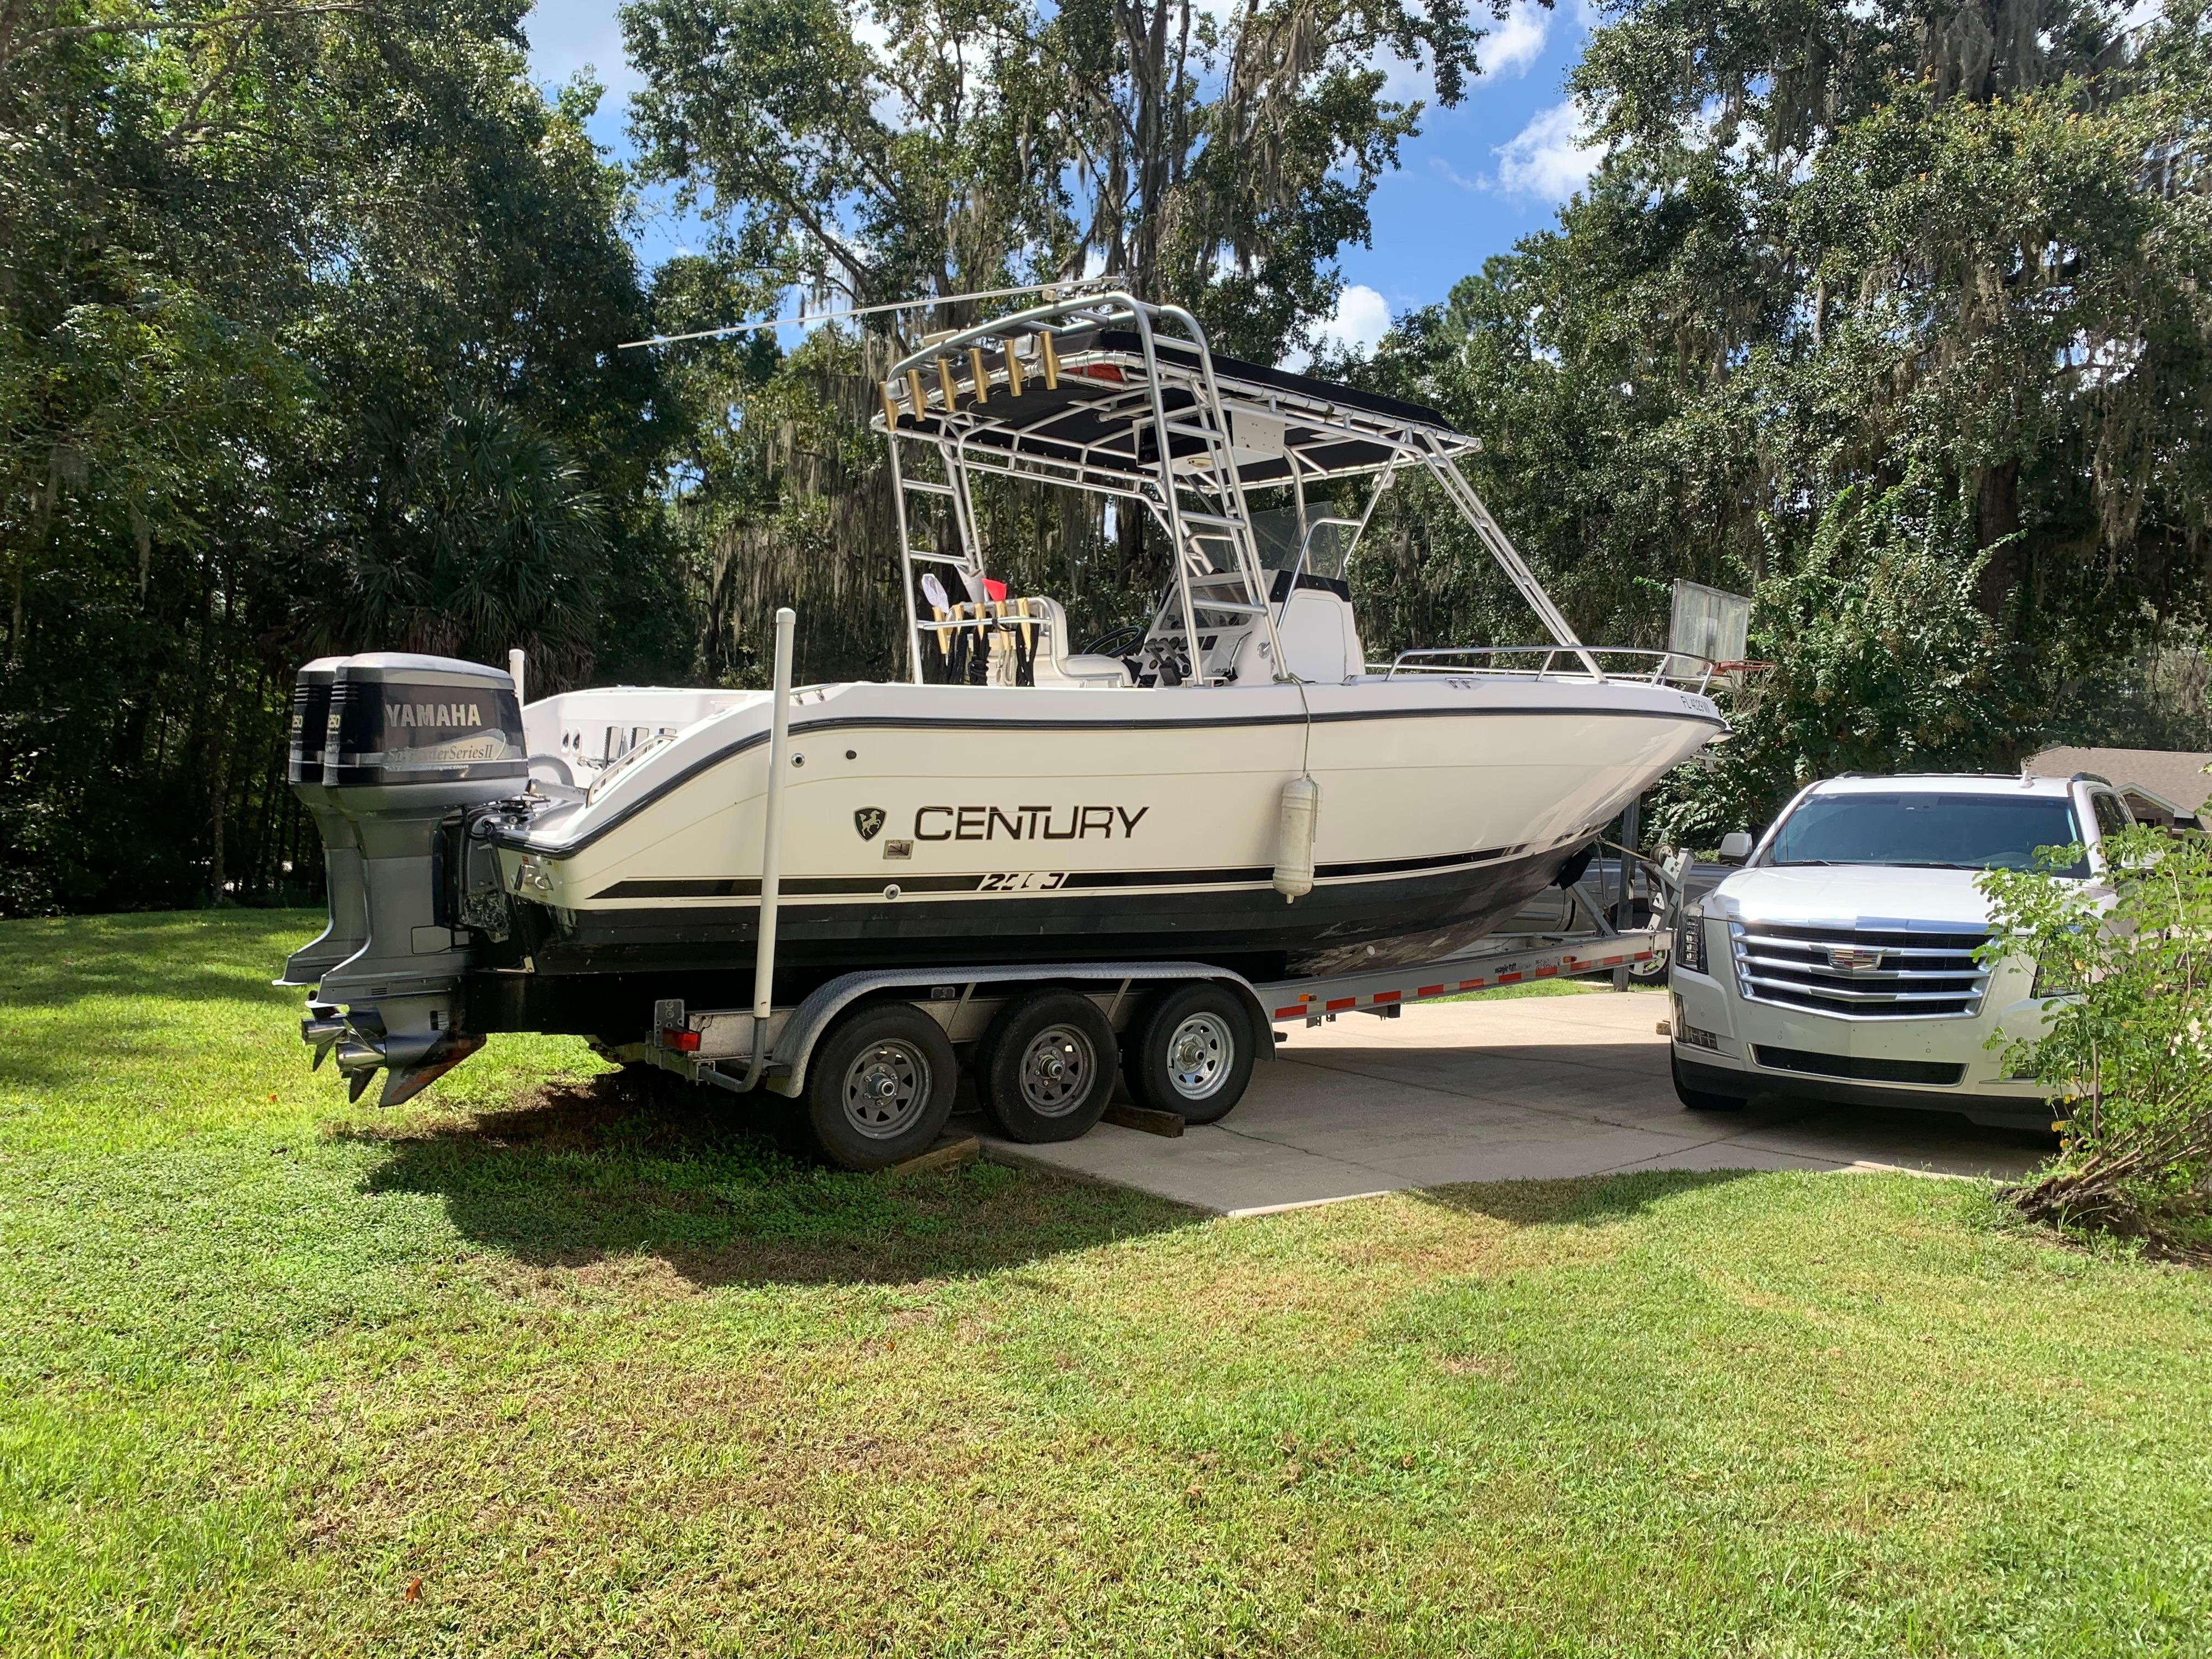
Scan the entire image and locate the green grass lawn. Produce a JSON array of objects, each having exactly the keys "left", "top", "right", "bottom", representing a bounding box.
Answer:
[
  {"left": 3, "top": 911, "right": 2209, "bottom": 1656},
  {"left": 1449, "top": 974, "right": 1663, "bottom": 1001}
]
